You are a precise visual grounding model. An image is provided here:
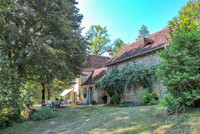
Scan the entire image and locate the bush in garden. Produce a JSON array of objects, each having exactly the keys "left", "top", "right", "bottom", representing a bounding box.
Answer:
[
  {"left": 139, "top": 91, "right": 158, "bottom": 105},
  {"left": 32, "top": 108, "right": 55, "bottom": 121},
  {"left": 157, "top": 19, "right": 200, "bottom": 112},
  {"left": 91, "top": 100, "right": 96, "bottom": 105},
  {"left": 110, "top": 95, "right": 120, "bottom": 104},
  {"left": 159, "top": 95, "right": 187, "bottom": 114},
  {"left": 0, "top": 109, "right": 14, "bottom": 128}
]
